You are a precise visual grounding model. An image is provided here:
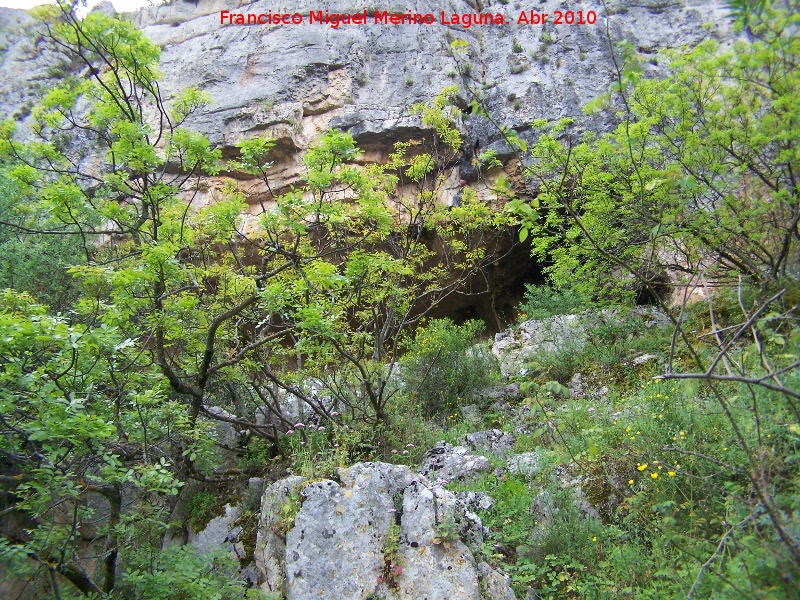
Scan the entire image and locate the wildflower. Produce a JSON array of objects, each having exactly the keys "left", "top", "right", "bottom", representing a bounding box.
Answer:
[
  {"left": 331, "top": 411, "right": 339, "bottom": 416},
  {"left": 651, "top": 472, "right": 658, "bottom": 479},
  {"left": 295, "top": 422, "right": 305, "bottom": 428},
  {"left": 668, "top": 471, "right": 676, "bottom": 477},
  {"left": 658, "top": 414, "right": 663, "bottom": 419},
  {"left": 391, "top": 449, "right": 398, "bottom": 454},
  {"left": 628, "top": 479, "right": 634, "bottom": 485},
  {"left": 674, "top": 464, "right": 680, "bottom": 469},
  {"left": 637, "top": 463, "right": 648, "bottom": 471},
  {"left": 334, "top": 444, "right": 340, "bottom": 448},
  {"left": 657, "top": 466, "right": 662, "bottom": 470},
  {"left": 653, "top": 460, "right": 659, "bottom": 464},
  {"left": 406, "top": 443, "right": 415, "bottom": 448},
  {"left": 318, "top": 426, "right": 325, "bottom": 431},
  {"left": 286, "top": 429, "right": 294, "bottom": 435},
  {"left": 626, "top": 426, "right": 632, "bottom": 432},
  {"left": 301, "top": 441, "right": 306, "bottom": 445},
  {"left": 592, "top": 536, "right": 597, "bottom": 542},
  {"left": 402, "top": 450, "right": 408, "bottom": 455},
  {"left": 388, "top": 508, "right": 397, "bottom": 513}
]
